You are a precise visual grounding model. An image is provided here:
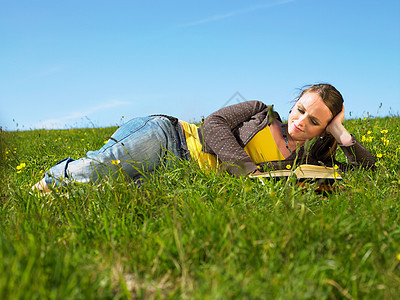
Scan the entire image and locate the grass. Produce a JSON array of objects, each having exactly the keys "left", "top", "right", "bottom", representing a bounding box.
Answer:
[{"left": 1, "top": 116, "right": 399, "bottom": 299}]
